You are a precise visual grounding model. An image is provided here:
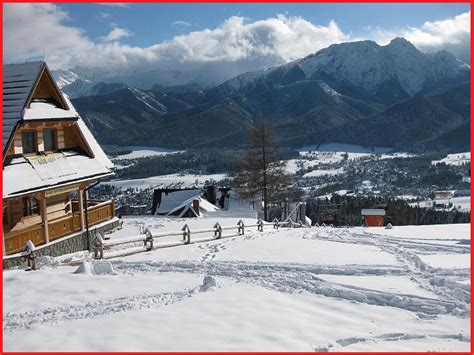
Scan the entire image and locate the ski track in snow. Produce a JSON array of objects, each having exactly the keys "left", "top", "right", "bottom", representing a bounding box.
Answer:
[
  {"left": 314, "top": 332, "right": 469, "bottom": 351},
  {"left": 4, "top": 226, "right": 470, "bottom": 343},
  {"left": 3, "top": 283, "right": 219, "bottom": 332}
]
